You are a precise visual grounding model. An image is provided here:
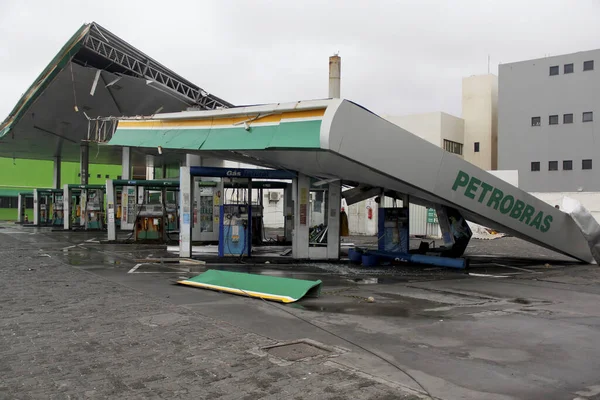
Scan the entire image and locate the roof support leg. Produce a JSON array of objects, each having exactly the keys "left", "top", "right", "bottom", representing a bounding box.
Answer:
[
  {"left": 327, "top": 180, "right": 341, "bottom": 260},
  {"left": 145, "top": 155, "right": 155, "bottom": 180},
  {"left": 121, "top": 147, "right": 131, "bottom": 179},
  {"left": 17, "top": 194, "right": 23, "bottom": 224},
  {"left": 179, "top": 166, "right": 192, "bottom": 258},
  {"left": 80, "top": 144, "right": 89, "bottom": 185},
  {"left": 53, "top": 156, "right": 61, "bottom": 189},
  {"left": 106, "top": 180, "right": 116, "bottom": 241},
  {"left": 185, "top": 153, "right": 201, "bottom": 168},
  {"left": 63, "top": 185, "right": 70, "bottom": 230},
  {"left": 292, "top": 174, "right": 310, "bottom": 259}
]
